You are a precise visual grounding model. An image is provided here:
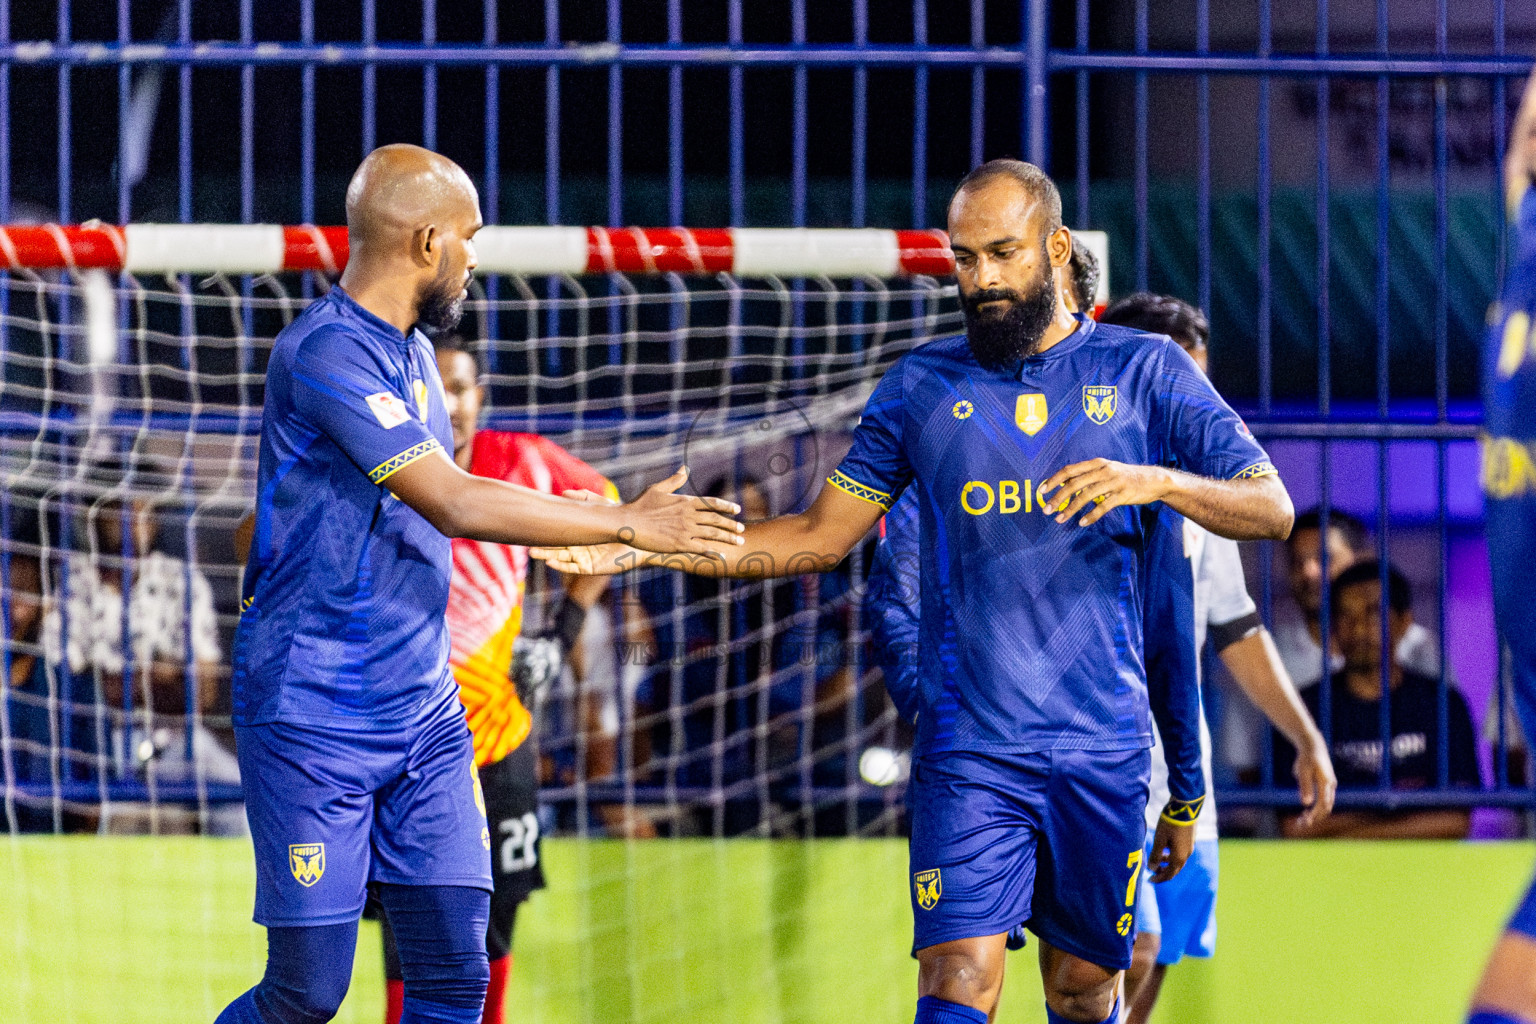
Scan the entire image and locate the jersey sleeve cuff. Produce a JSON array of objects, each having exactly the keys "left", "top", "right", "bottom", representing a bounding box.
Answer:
[
  {"left": 370, "top": 438, "right": 443, "bottom": 484},
  {"left": 1159, "top": 795, "right": 1205, "bottom": 827},
  {"left": 827, "top": 469, "right": 894, "bottom": 510},
  {"left": 1232, "top": 461, "right": 1278, "bottom": 480}
]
